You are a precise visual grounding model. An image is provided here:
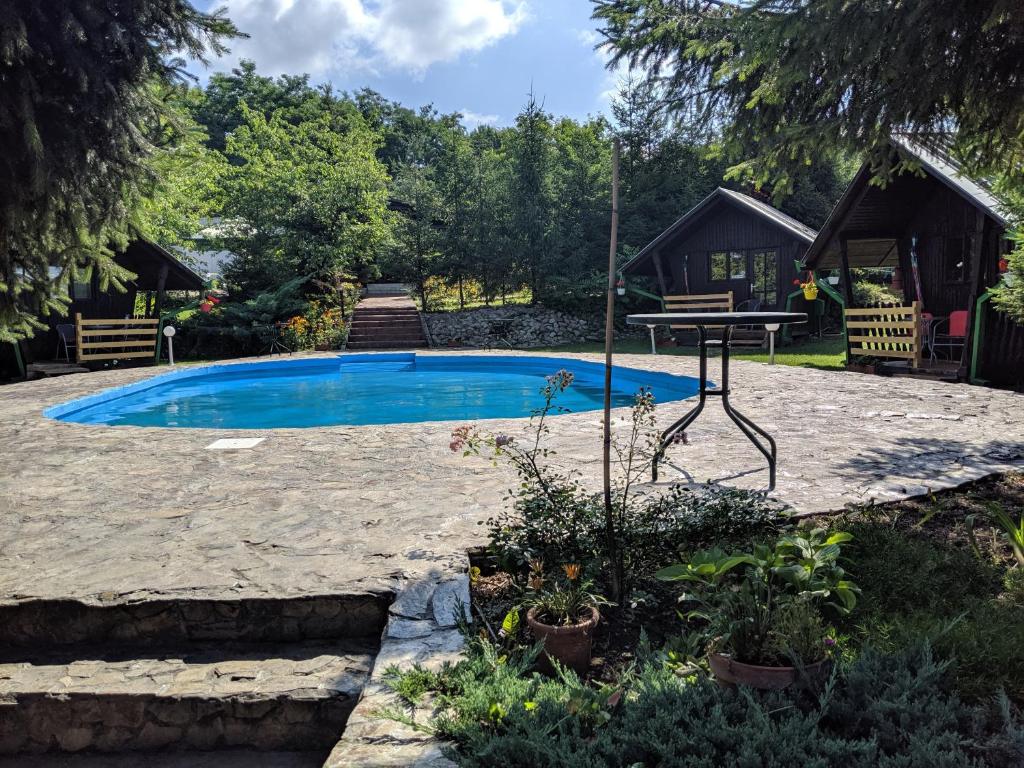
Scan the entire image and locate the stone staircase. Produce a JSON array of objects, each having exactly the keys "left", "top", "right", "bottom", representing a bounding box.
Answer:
[
  {"left": 345, "top": 292, "right": 429, "bottom": 351},
  {"left": 0, "top": 593, "right": 390, "bottom": 766}
]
